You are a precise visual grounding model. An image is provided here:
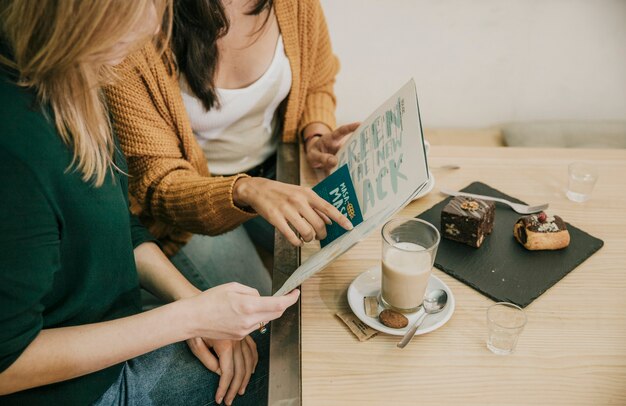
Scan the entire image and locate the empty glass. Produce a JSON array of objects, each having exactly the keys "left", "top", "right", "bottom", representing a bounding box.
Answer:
[
  {"left": 566, "top": 162, "right": 598, "bottom": 202},
  {"left": 486, "top": 302, "right": 527, "bottom": 355}
]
